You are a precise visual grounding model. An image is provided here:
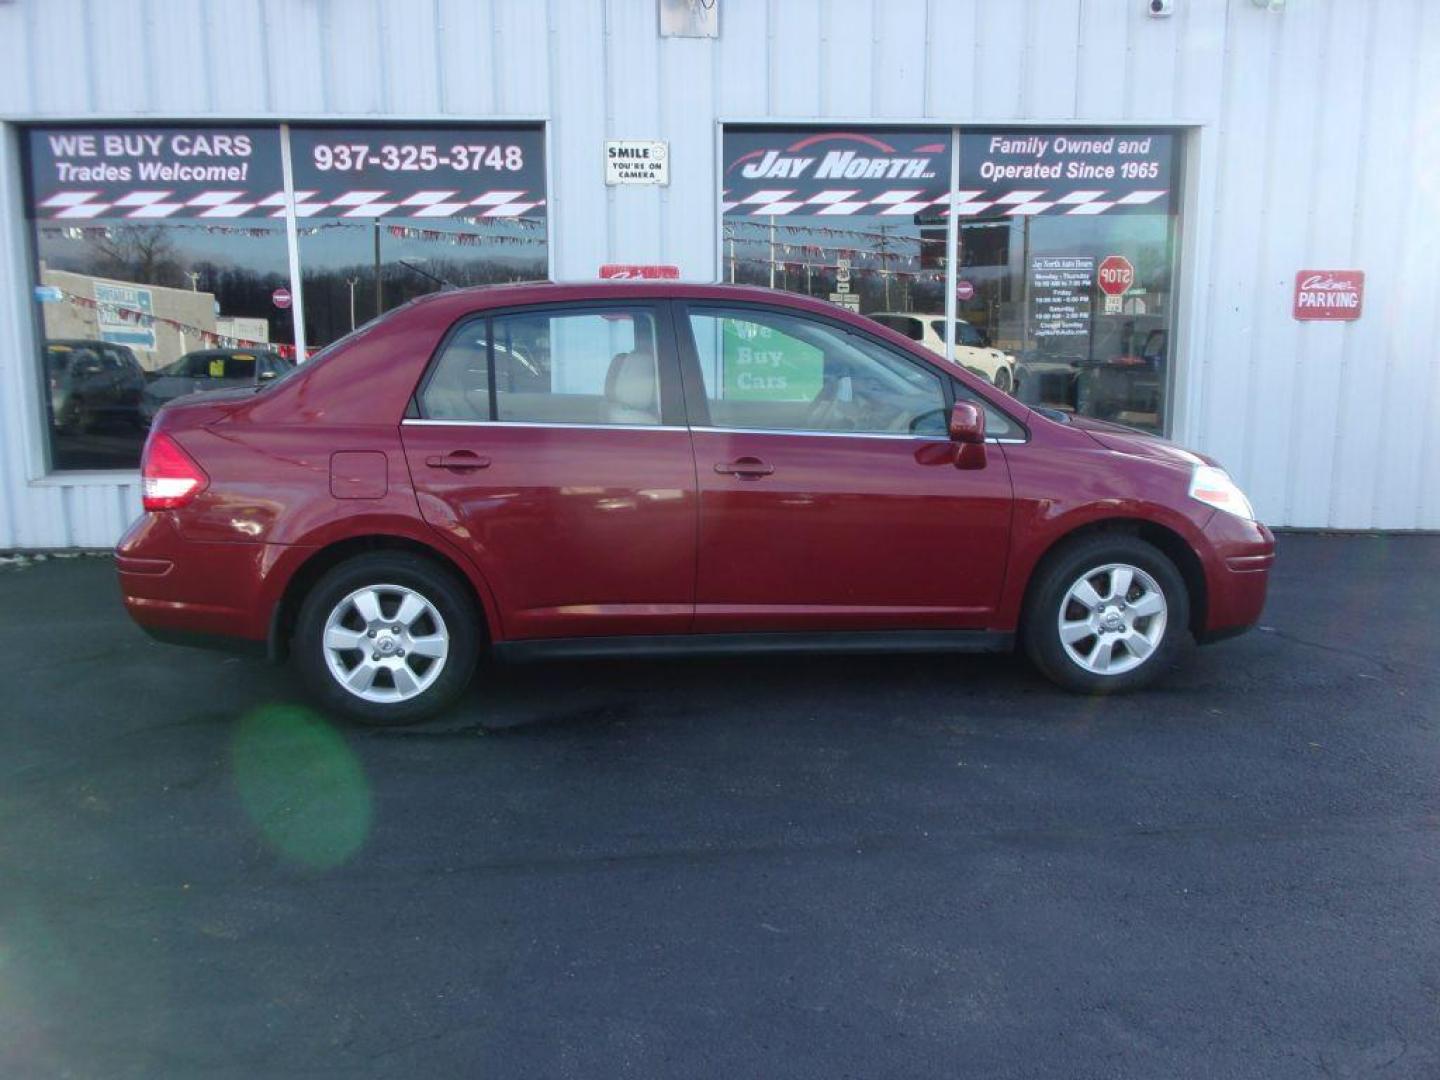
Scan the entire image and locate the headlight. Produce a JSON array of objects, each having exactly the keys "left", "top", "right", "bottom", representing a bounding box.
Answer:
[{"left": 1188, "top": 465, "right": 1255, "bottom": 520}]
